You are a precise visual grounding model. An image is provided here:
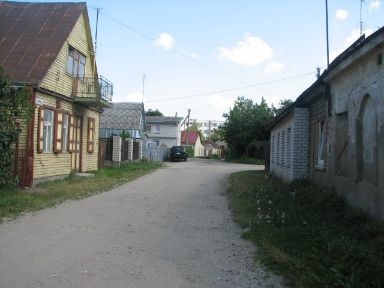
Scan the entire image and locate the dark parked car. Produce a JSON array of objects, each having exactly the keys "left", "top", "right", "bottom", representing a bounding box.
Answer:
[{"left": 170, "top": 146, "right": 187, "bottom": 162}]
